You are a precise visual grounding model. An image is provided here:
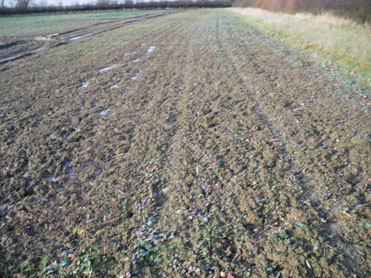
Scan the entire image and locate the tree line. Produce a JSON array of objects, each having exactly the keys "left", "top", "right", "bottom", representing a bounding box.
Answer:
[
  {"left": 232, "top": 0, "right": 370, "bottom": 23},
  {"left": 0, "top": 0, "right": 232, "bottom": 15}
]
